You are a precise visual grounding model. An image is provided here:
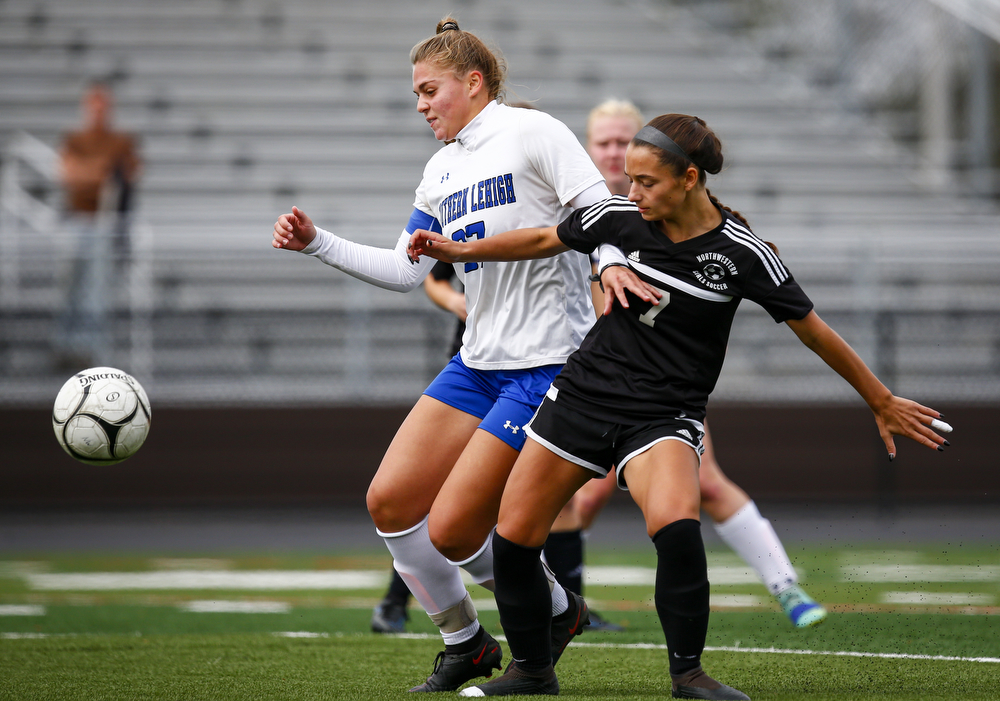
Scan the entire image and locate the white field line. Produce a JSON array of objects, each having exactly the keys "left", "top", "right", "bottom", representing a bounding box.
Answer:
[
  {"left": 0, "top": 605, "right": 45, "bottom": 616},
  {"left": 841, "top": 565, "right": 1000, "bottom": 582},
  {"left": 178, "top": 601, "right": 292, "bottom": 613},
  {"left": 24, "top": 563, "right": 998, "bottom": 592},
  {"left": 584, "top": 566, "right": 759, "bottom": 586},
  {"left": 261, "top": 633, "right": 1000, "bottom": 665},
  {"left": 24, "top": 570, "right": 386, "bottom": 591},
  {"left": 569, "top": 642, "right": 1000, "bottom": 664},
  {"left": 5, "top": 628, "right": 999, "bottom": 664},
  {"left": 881, "top": 592, "right": 996, "bottom": 605}
]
